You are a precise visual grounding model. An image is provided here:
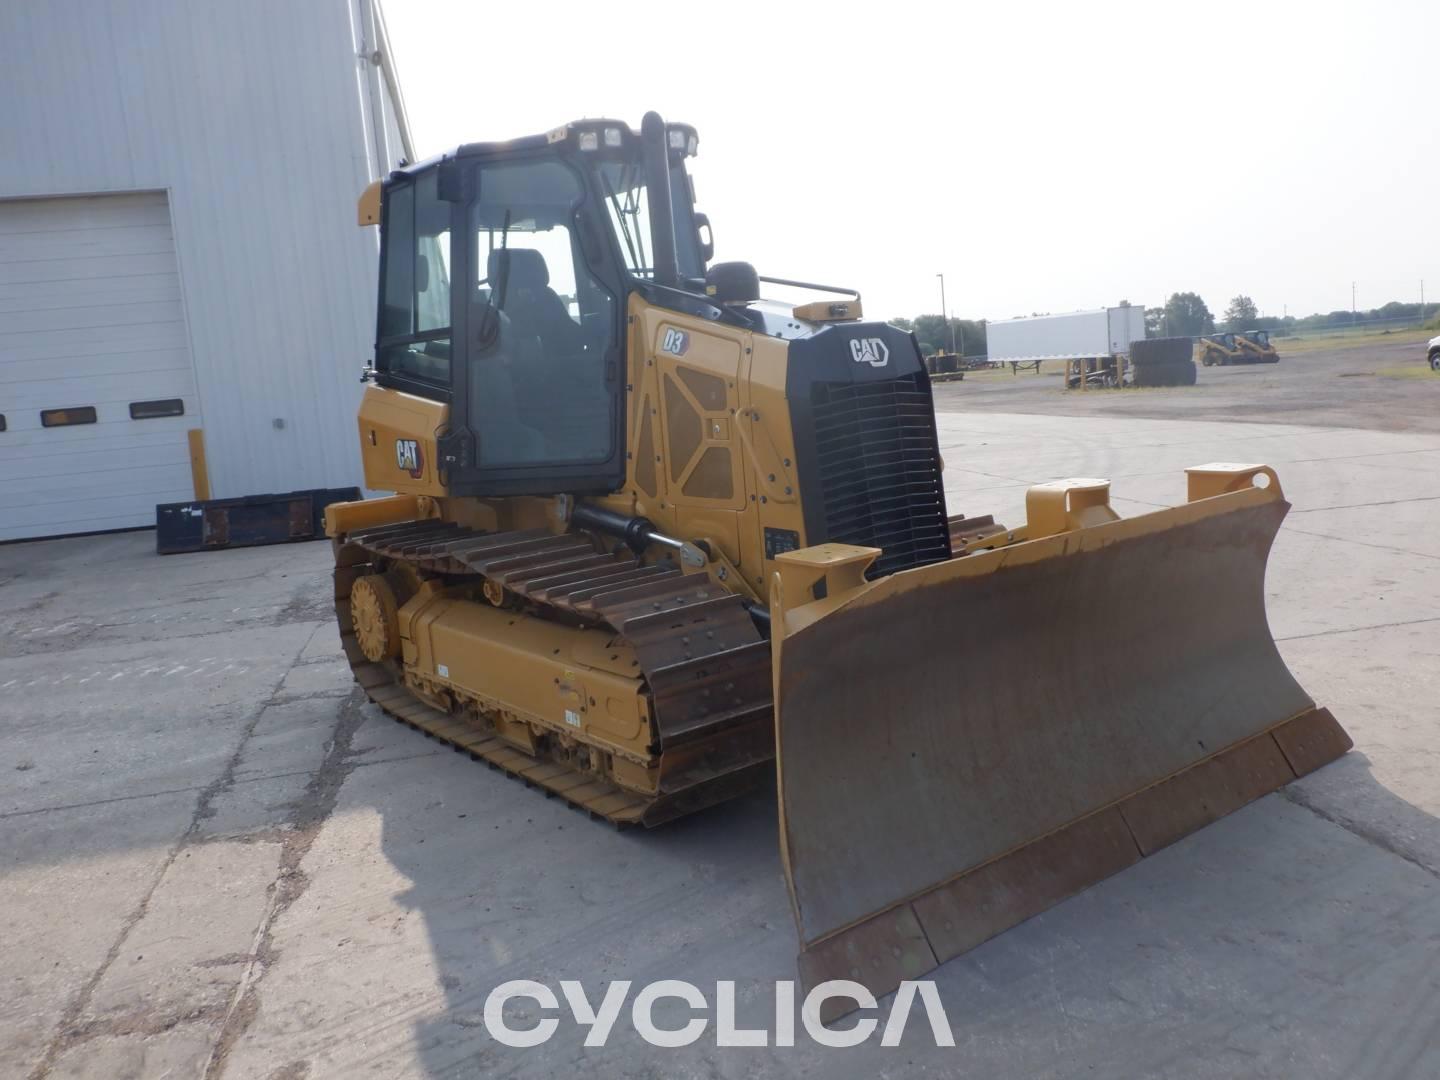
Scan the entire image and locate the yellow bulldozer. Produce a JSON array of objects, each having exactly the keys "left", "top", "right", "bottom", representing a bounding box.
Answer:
[{"left": 324, "top": 113, "right": 1348, "bottom": 1006}]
